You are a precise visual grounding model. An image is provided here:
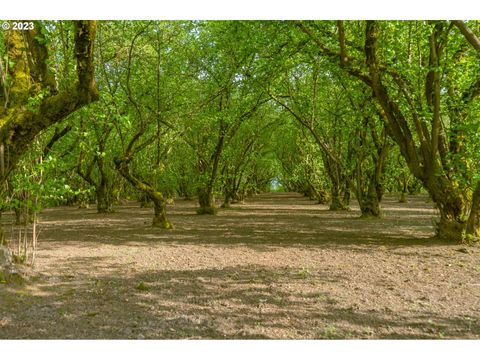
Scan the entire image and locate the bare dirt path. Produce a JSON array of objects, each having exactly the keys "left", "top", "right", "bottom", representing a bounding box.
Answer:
[{"left": 1, "top": 193, "right": 479, "bottom": 339}]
